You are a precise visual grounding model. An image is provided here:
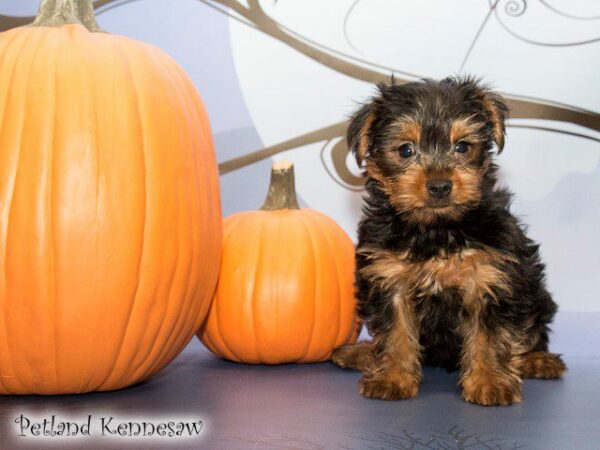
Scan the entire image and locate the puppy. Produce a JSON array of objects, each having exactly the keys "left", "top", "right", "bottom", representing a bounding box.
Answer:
[{"left": 332, "top": 76, "right": 566, "bottom": 406}]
